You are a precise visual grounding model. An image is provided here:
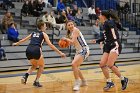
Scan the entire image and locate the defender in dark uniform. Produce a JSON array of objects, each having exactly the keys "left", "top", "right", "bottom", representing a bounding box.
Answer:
[
  {"left": 13, "top": 20, "right": 66, "bottom": 87},
  {"left": 91, "top": 11, "right": 128, "bottom": 91}
]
